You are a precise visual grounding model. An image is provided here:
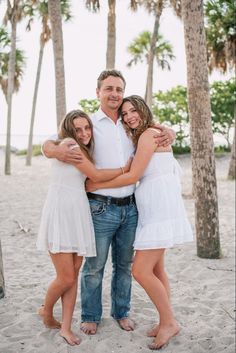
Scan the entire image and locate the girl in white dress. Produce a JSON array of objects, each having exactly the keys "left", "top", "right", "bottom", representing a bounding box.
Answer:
[
  {"left": 37, "top": 110, "right": 130, "bottom": 346},
  {"left": 86, "top": 96, "right": 193, "bottom": 350}
]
